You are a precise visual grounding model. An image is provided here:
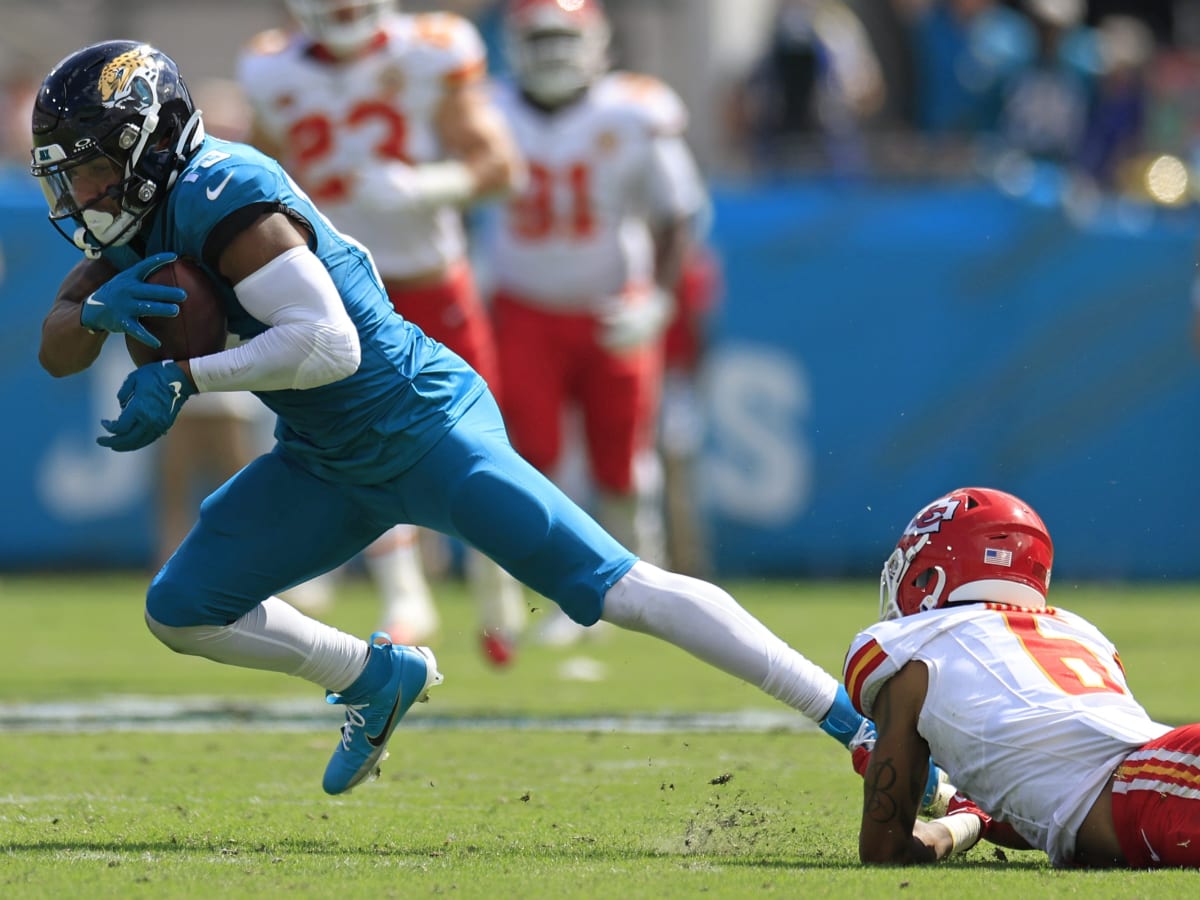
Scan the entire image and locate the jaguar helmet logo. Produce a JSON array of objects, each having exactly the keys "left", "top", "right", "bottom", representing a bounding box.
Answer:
[{"left": 98, "top": 47, "right": 160, "bottom": 110}]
